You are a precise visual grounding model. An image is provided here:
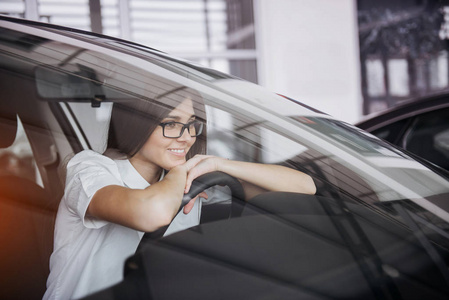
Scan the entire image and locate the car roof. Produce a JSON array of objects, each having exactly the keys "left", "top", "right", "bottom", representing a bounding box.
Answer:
[
  {"left": 0, "top": 14, "right": 163, "bottom": 53},
  {"left": 356, "top": 92, "right": 449, "bottom": 131}
]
